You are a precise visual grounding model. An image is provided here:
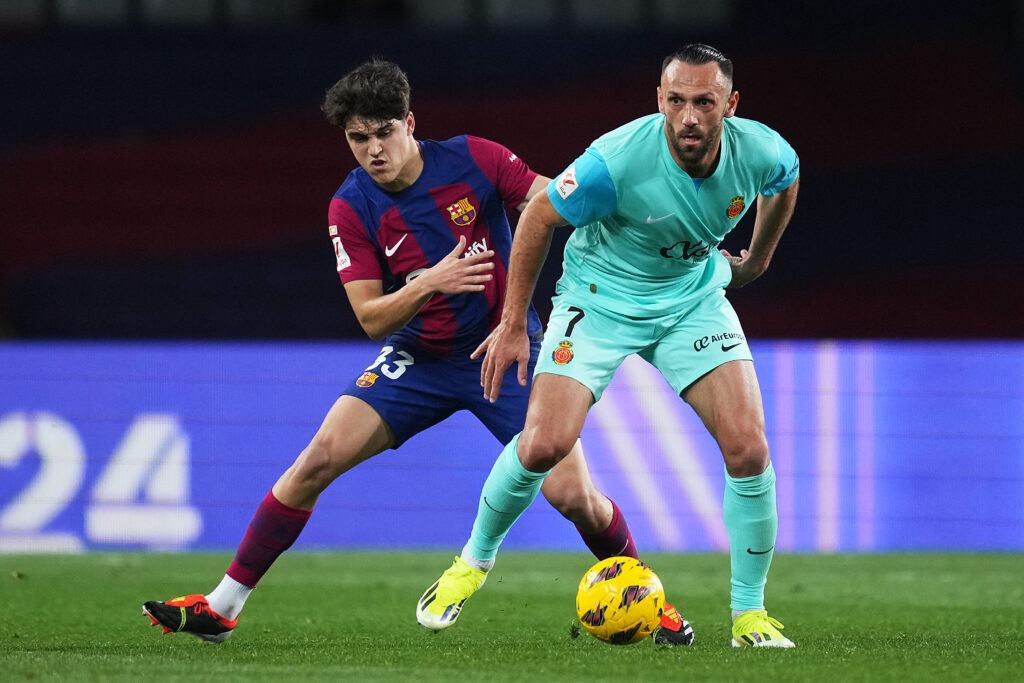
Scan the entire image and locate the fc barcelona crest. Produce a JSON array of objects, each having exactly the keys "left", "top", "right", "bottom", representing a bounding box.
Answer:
[
  {"left": 355, "top": 371, "right": 379, "bottom": 388},
  {"left": 552, "top": 341, "right": 574, "bottom": 365},
  {"left": 447, "top": 198, "right": 477, "bottom": 226}
]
